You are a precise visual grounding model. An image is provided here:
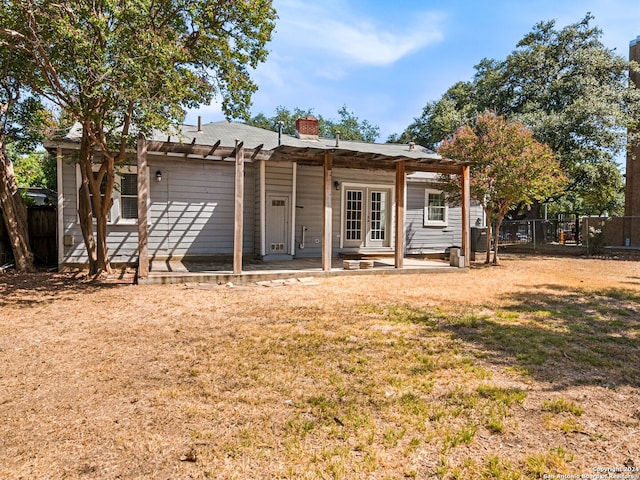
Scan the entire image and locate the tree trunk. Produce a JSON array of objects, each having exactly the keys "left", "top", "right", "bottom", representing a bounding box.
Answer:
[
  {"left": 77, "top": 180, "right": 97, "bottom": 273},
  {"left": 77, "top": 133, "right": 98, "bottom": 275},
  {"left": 0, "top": 141, "right": 35, "bottom": 272},
  {"left": 77, "top": 131, "right": 112, "bottom": 276},
  {"left": 94, "top": 209, "right": 111, "bottom": 274},
  {"left": 484, "top": 208, "right": 492, "bottom": 264},
  {"left": 493, "top": 218, "right": 504, "bottom": 265}
]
